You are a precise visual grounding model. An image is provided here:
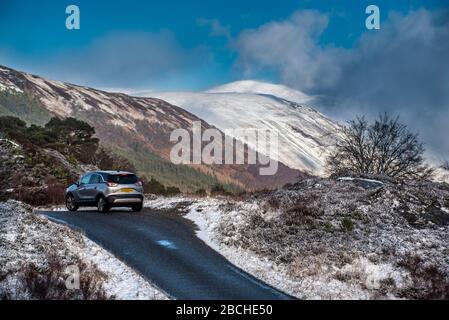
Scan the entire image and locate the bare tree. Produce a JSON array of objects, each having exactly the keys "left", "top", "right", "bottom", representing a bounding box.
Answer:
[{"left": 327, "top": 114, "right": 433, "bottom": 179}]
